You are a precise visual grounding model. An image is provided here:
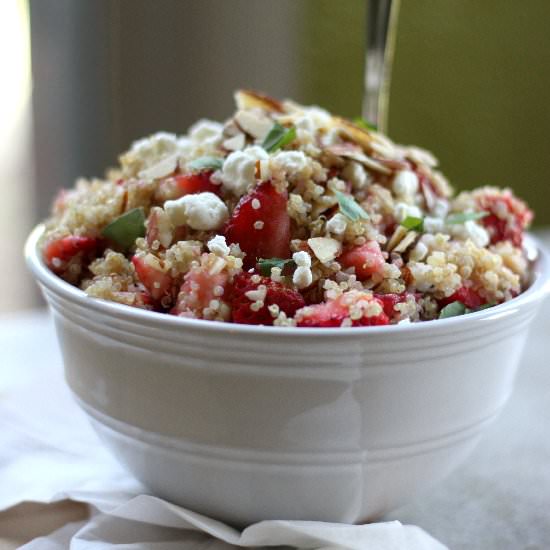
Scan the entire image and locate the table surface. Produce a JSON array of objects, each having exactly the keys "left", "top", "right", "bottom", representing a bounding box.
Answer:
[{"left": 1, "top": 235, "right": 549, "bottom": 549}]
